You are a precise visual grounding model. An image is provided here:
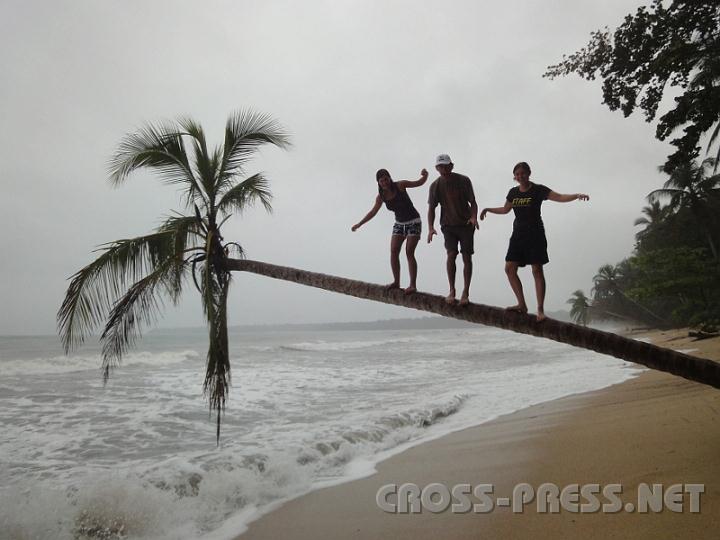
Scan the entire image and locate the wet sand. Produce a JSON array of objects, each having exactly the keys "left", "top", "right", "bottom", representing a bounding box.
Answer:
[{"left": 239, "top": 329, "right": 720, "bottom": 539}]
